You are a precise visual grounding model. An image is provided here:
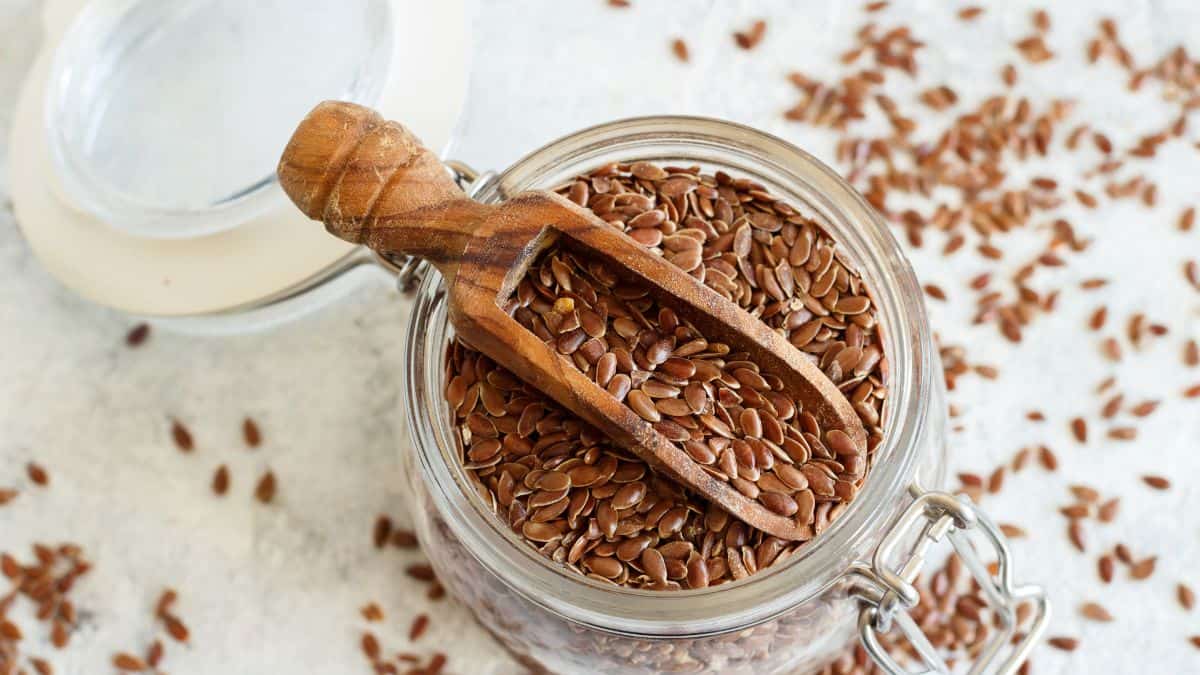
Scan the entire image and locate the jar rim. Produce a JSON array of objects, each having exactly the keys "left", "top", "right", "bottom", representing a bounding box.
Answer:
[{"left": 404, "top": 115, "right": 935, "bottom": 636}]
